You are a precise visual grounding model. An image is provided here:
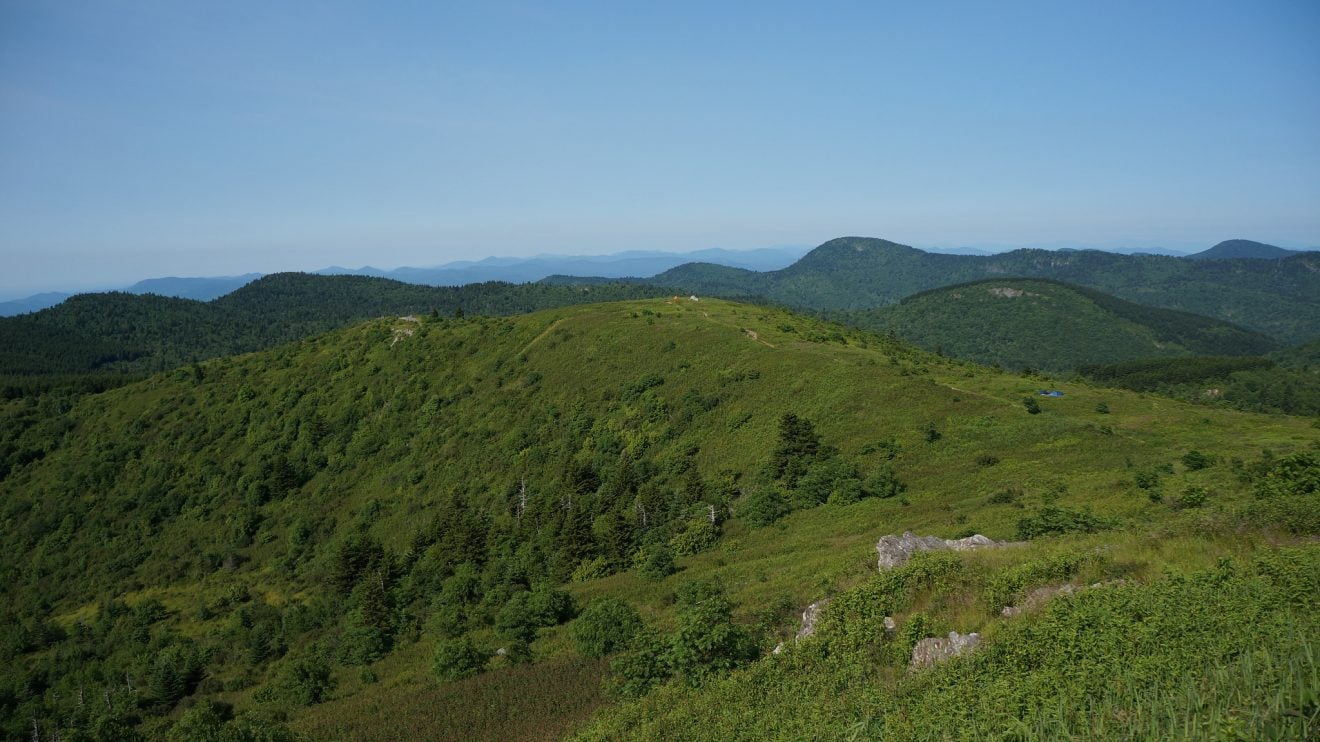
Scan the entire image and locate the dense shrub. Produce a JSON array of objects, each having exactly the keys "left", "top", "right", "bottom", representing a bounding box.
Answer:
[
  {"left": 1181, "top": 450, "right": 1212, "bottom": 471},
  {"left": 635, "top": 543, "right": 677, "bottom": 580},
  {"left": 572, "top": 598, "right": 644, "bottom": 658},
  {"left": 666, "top": 581, "right": 758, "bottom": 688},
  {"left": 432, "top": 636, "right": 489, "bottom": 682},
  {"left": 1016, "top": 506, "right": 1109, "bottom": 540},
  {"left": 864, "top": 465, "right": 907, "bottom": 500},
  {"left": 607, "top": 629, "right": 671, "bottom": 699},
  {"left": 1252, "top": 452, "right": 1319, "bottom": 499},
  {"left": 1173, "top": 486, "right": 1209, "bottom": 510},
  {"left": 670, "top": 519, "right": 719, "bottom": 556},
  {"left": 260, "top": 653, "right": 334, "bottom": 706},
  {"left": 739, "top": 487, "right": 788, "bottom": 527}
]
